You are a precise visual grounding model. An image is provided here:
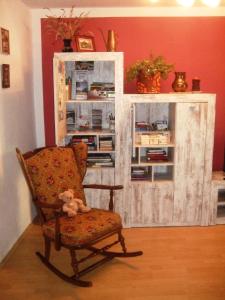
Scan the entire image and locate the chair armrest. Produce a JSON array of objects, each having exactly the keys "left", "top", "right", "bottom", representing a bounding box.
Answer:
[
  {"left": 83, "top": 184, "right": 123, "bottom": 211},
  {"left": 35, "top": 199, "right": 63, "bottom": 209},
  {"left": 83, "top": 184, "right": 123, "bottom": 190}
]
